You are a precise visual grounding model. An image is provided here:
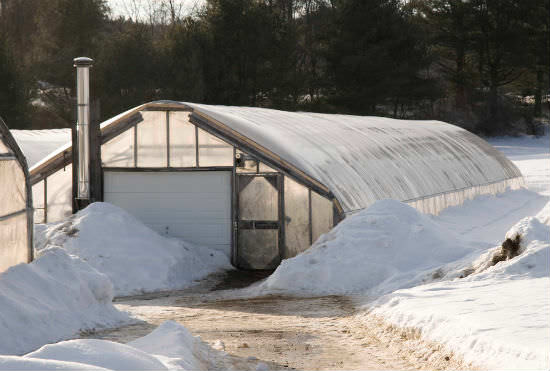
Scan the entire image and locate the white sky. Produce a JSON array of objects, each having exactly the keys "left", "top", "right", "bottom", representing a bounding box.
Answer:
[{"left": 108, "top": 0, "right": 205, "bottom": 20}]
